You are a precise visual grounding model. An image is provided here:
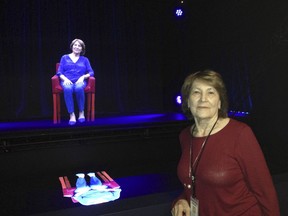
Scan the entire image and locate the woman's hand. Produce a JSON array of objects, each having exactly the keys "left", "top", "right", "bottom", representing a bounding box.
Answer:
[
  {"left": 171, "top": 199, "right": 190, "bottom": 216},
  {"left": 62, "top": 78, "right": 73, "bottom": 85},
  {"left": 76, "top": 75, "right": 86, "bottom": 84},
  {"left": 60, "top": 75, "right": 72, "bottom": 85}
]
